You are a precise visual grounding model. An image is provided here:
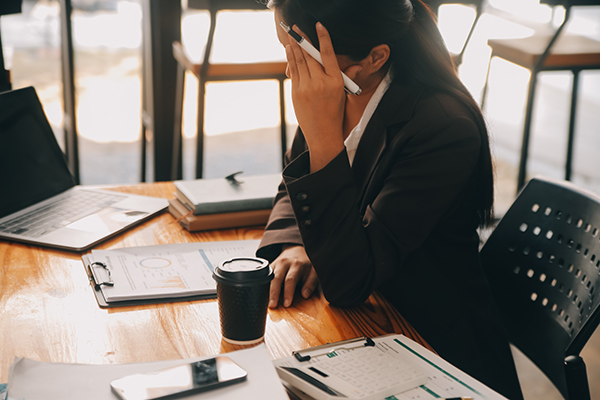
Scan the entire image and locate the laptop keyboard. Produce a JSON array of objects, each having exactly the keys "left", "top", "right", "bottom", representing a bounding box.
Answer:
[{"left": 0, "top": 190, "right": 125, "bottom": 238}]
